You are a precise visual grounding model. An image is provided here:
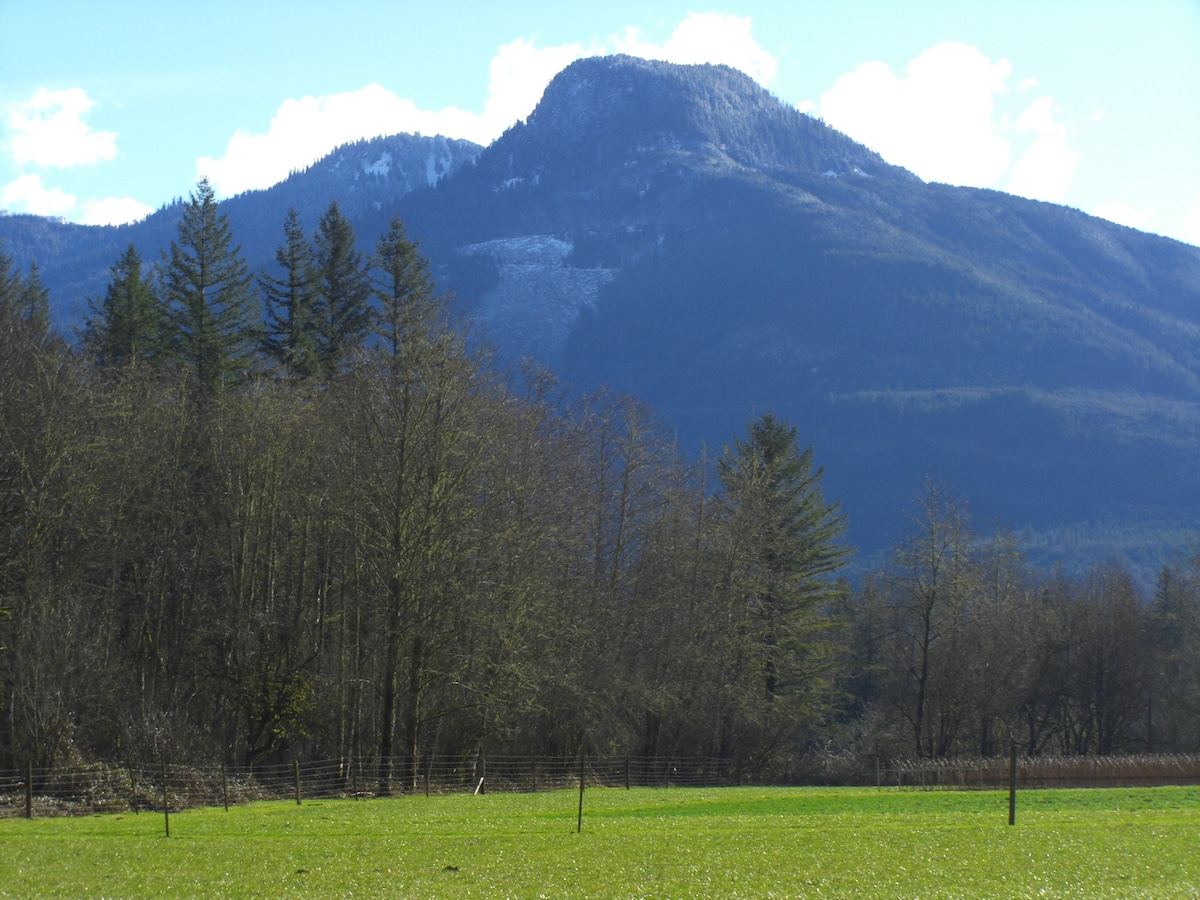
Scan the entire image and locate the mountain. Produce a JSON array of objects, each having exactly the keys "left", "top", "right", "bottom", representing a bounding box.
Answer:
[
  {"left": 0, "top": 131, "right": 481, "bottom": 326},
  {"left": 404, "top": 56, "right": 1200, "bottom": 566},
  {"left": 4, "top": 55, "right": 1199, "bottom": 571}
]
